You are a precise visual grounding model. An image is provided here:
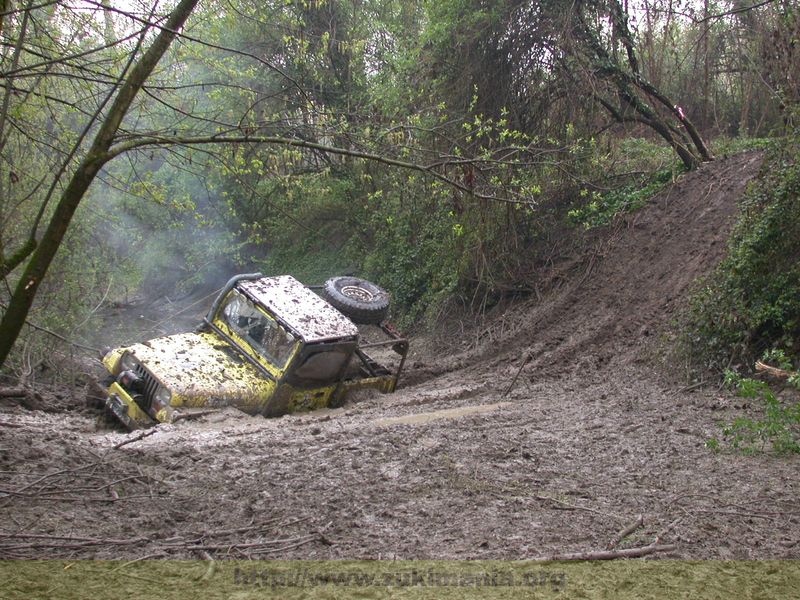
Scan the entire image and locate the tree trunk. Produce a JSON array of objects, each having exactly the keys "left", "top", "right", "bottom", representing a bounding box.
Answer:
[
  {"left": 101, "top": 0, "right": 116, "bottom": 45},
  {"left": 0, "top": 0, "right": 200, "bottom": 369},
  {"left": 584, "top": 0, "right": 713, "bottom": 169}
]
